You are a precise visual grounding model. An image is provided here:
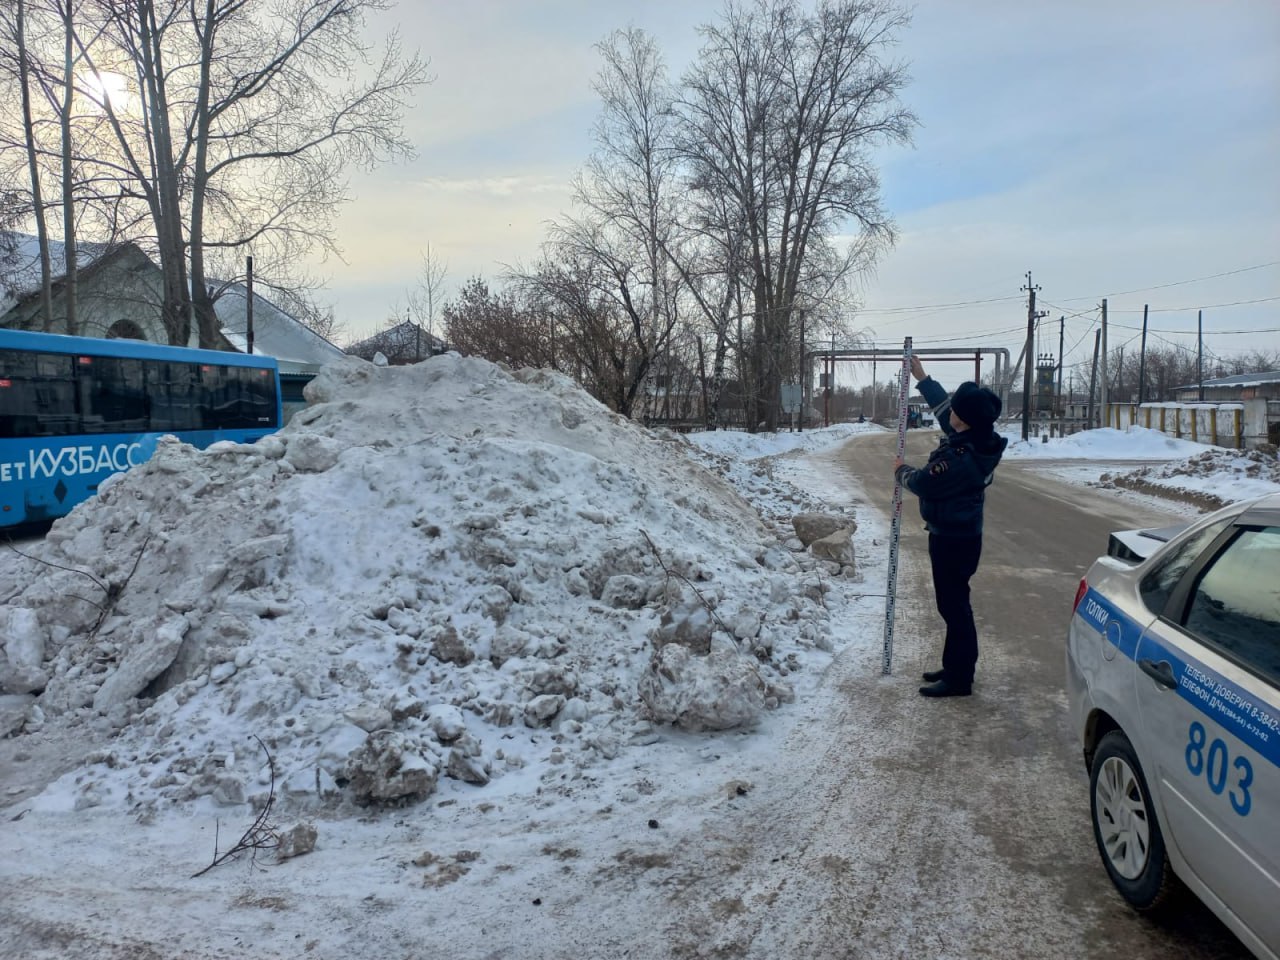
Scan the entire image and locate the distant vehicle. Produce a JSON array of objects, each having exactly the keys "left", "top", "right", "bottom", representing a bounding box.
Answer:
[
  {"left": 906, "top": 401, "right": 935, "bottom": 429},
  {"left": 0, "top": 328, "right": 281, "bottom": 527},
  {"left": 1066, "top": 492, "right": 1280, "bottom": 959}
]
